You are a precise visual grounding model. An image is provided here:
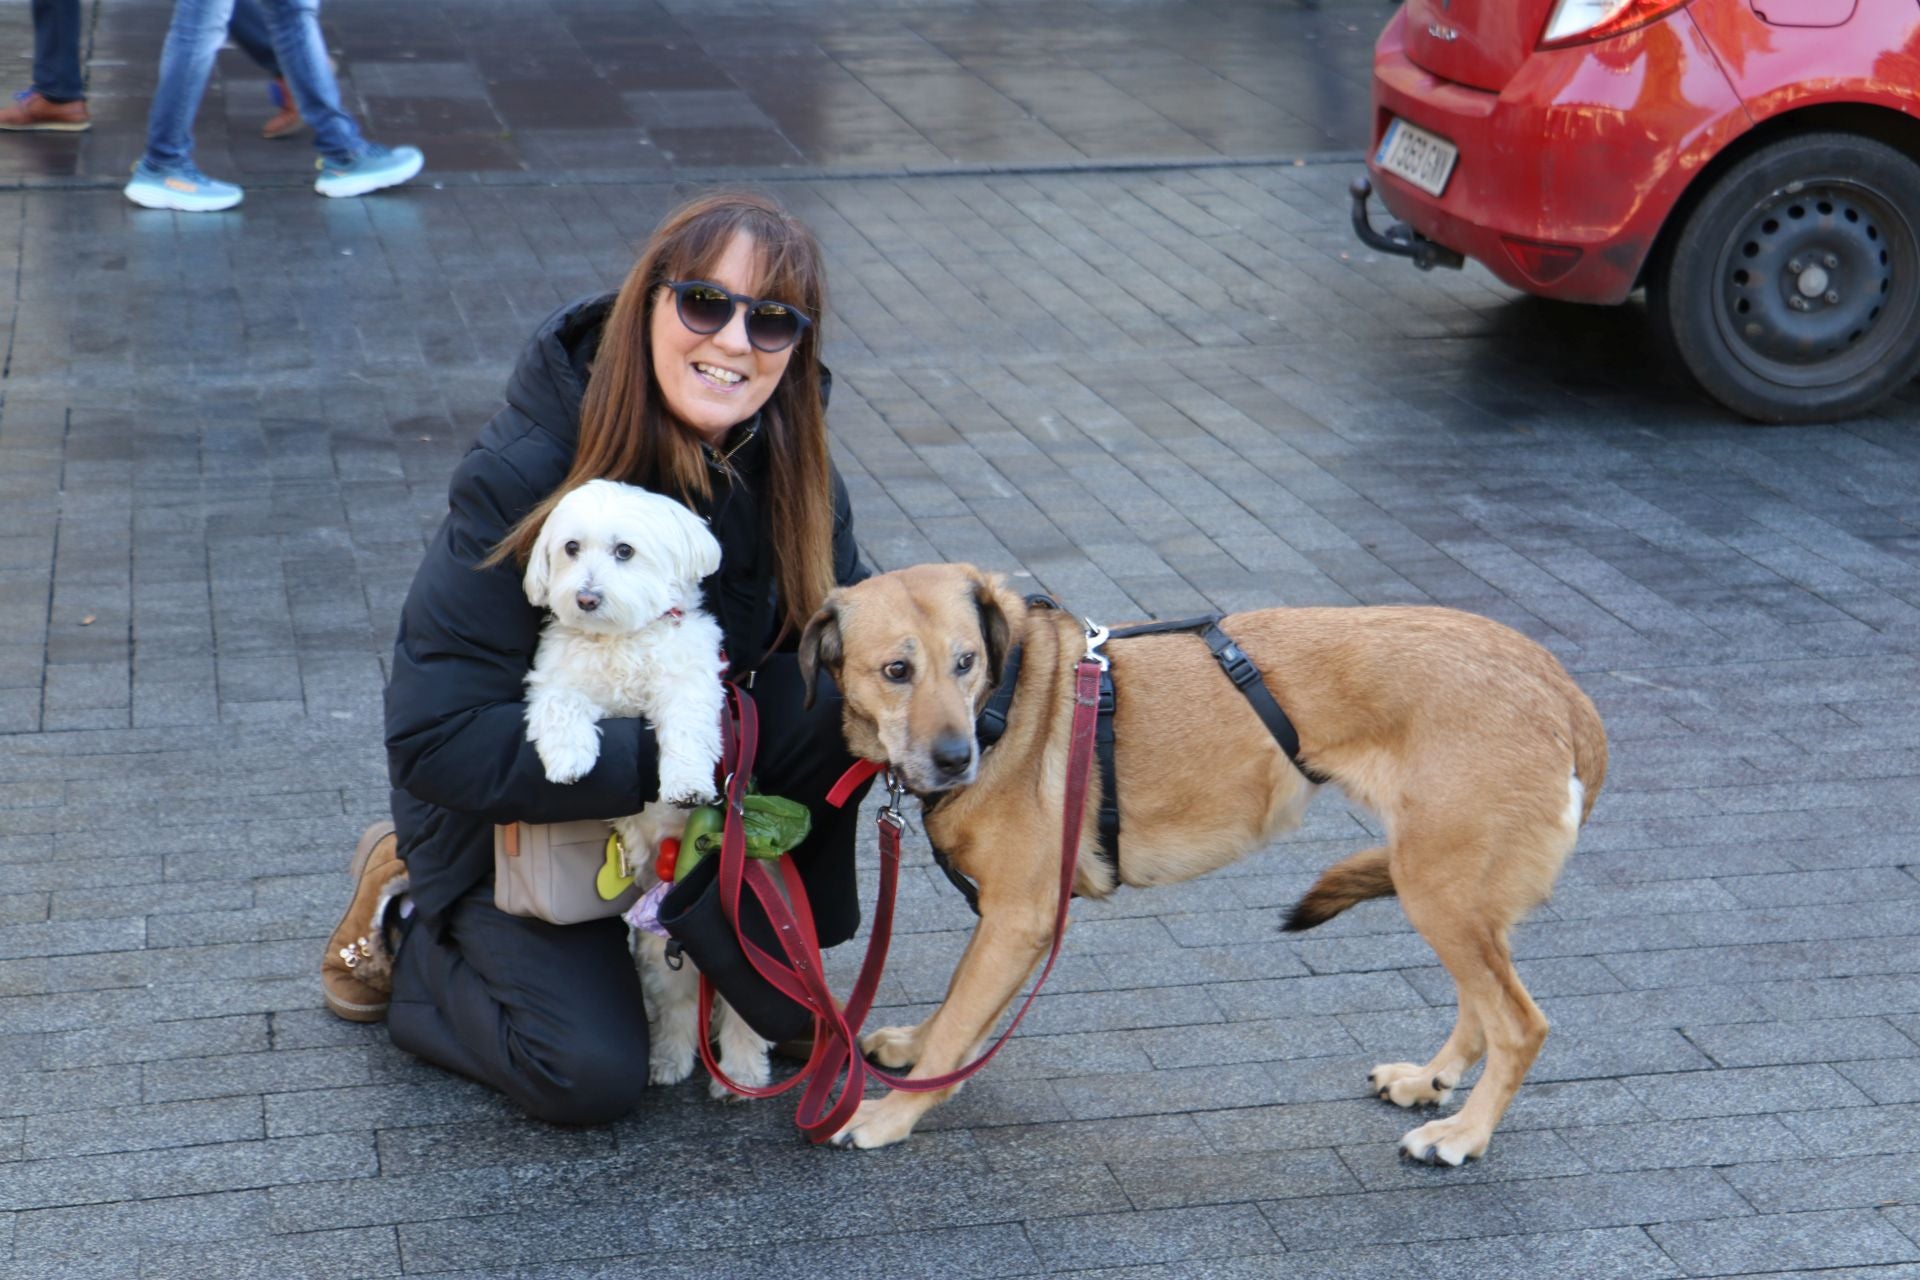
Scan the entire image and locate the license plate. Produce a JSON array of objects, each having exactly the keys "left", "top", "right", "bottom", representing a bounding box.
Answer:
[{"left": 1376, "top": 118, "right": 1458, "bottom": 198}]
